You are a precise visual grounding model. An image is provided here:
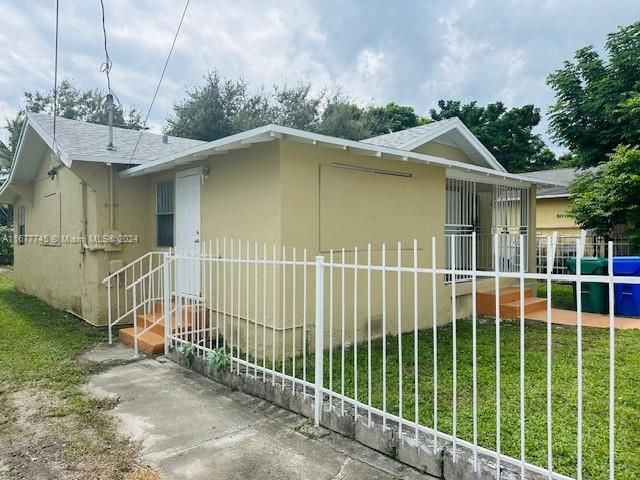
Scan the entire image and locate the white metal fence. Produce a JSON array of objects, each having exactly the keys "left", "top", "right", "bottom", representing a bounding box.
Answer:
[
  {"left": 140, "top": 234, "right": 640, "bottom": 479},
  {"left": 536, "top": 233, "right": 631, "bottom": 274}
]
